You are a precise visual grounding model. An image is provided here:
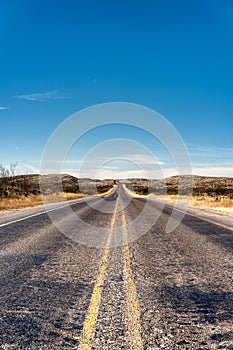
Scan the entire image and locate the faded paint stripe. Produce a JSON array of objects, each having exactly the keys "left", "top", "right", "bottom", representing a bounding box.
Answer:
[
  {"left": 77, "top": 197, "right": 119, "bottom": 350},
  {"left": 122, "top": 212, "right": 144, "bottom": 350}
]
